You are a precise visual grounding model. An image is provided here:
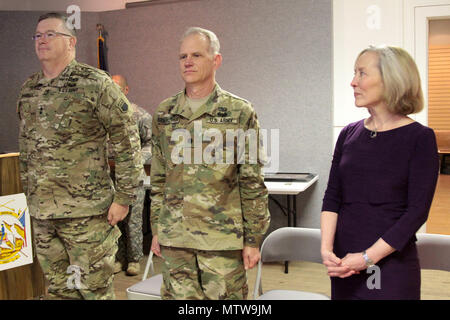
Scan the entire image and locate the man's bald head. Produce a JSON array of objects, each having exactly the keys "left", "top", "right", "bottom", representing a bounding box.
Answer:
[{"left": 112, "top": 74, "right": 129, "bottom": 95}]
